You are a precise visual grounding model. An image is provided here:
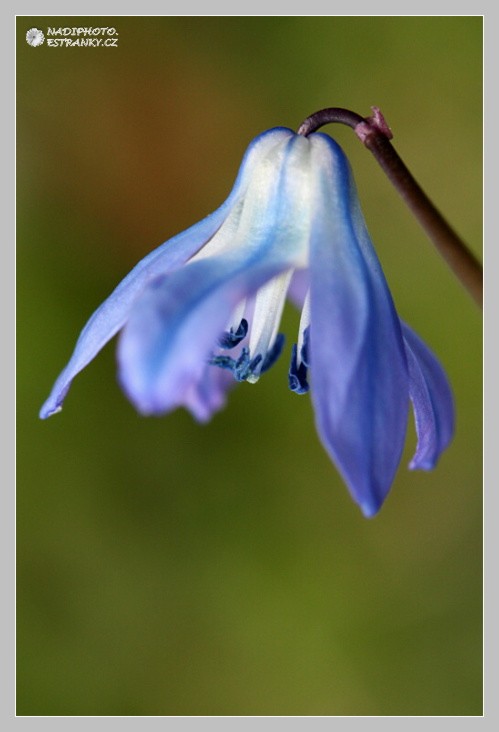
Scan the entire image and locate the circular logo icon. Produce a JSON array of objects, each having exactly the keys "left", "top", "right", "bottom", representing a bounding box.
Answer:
[{"left": 26, "top": 28, "right": 45, "bottom": 47}]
